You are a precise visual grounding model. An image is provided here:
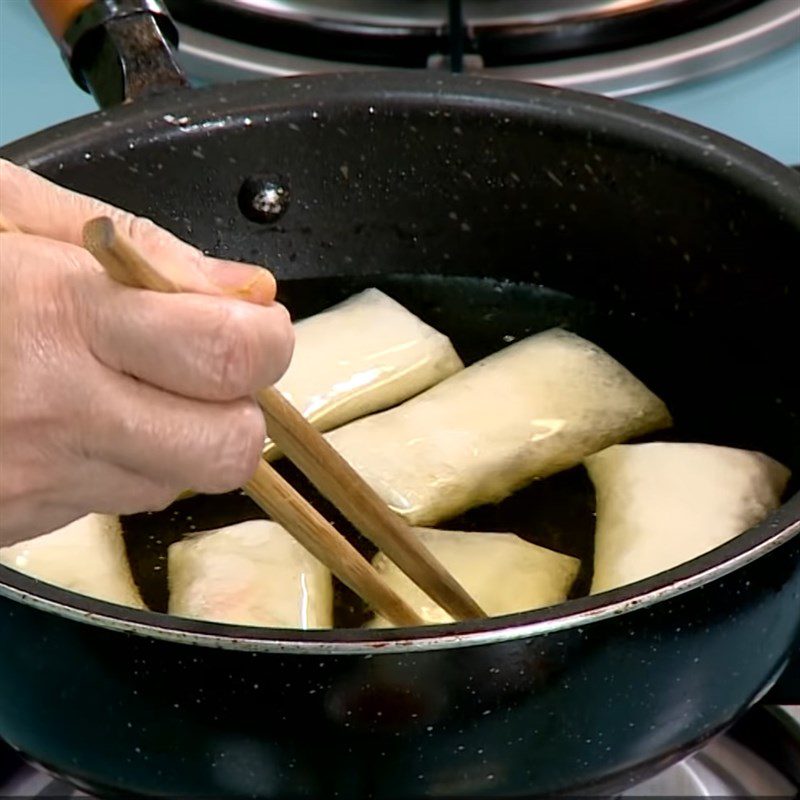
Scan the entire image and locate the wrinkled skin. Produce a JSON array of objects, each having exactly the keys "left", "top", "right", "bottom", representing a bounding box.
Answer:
[{"left": 0, "top": 159, "right": 294, "bottom": 546}]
